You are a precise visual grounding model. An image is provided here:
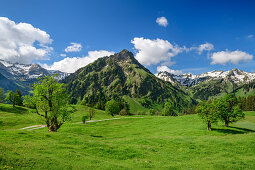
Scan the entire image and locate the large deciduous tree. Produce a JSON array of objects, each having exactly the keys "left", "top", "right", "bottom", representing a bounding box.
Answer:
[
  {"left": 23, "top": 75, "right": 74, "bottom": 132},
  {"left": 105, "top": 99, "right": 120, "bottom": 116},
  {"left": 196, "top": 101, "right": 218, "bottom": 131},
  {"left": 215, "top": 94, "right": 244, "bottom": 127}
]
